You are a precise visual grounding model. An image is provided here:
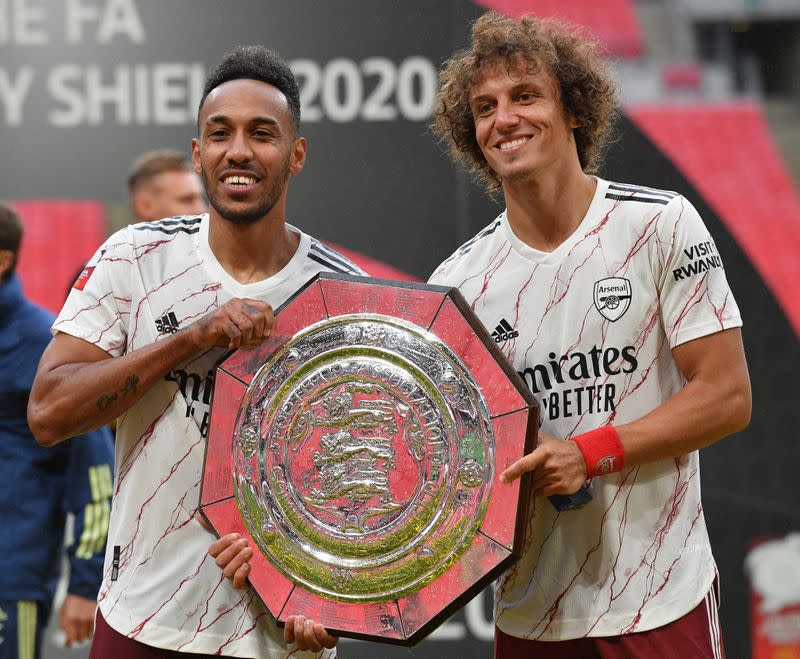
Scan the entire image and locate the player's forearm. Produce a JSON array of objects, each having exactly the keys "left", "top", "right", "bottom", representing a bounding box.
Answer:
[
  {"left": 616, "top": 372, "right": 751, "bottom": 468},
  {"left": 29, "top": 329, "right": 202, "bottom": 446}
]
